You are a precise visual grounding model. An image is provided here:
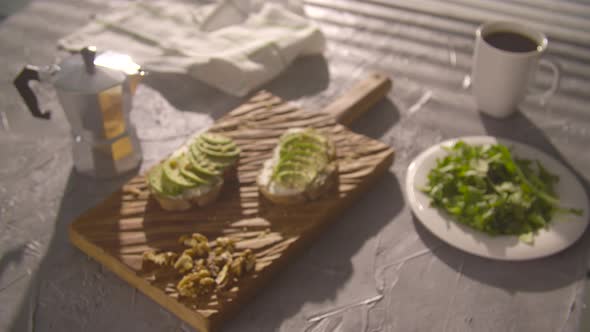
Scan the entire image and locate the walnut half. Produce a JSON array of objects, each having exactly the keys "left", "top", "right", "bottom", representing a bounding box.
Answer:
[
  {"left": 142, "top": 251, "right": 178, "bottom": 271},
  {"left": 177, "top": 268, "right": 215, "bottom": 298}
]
